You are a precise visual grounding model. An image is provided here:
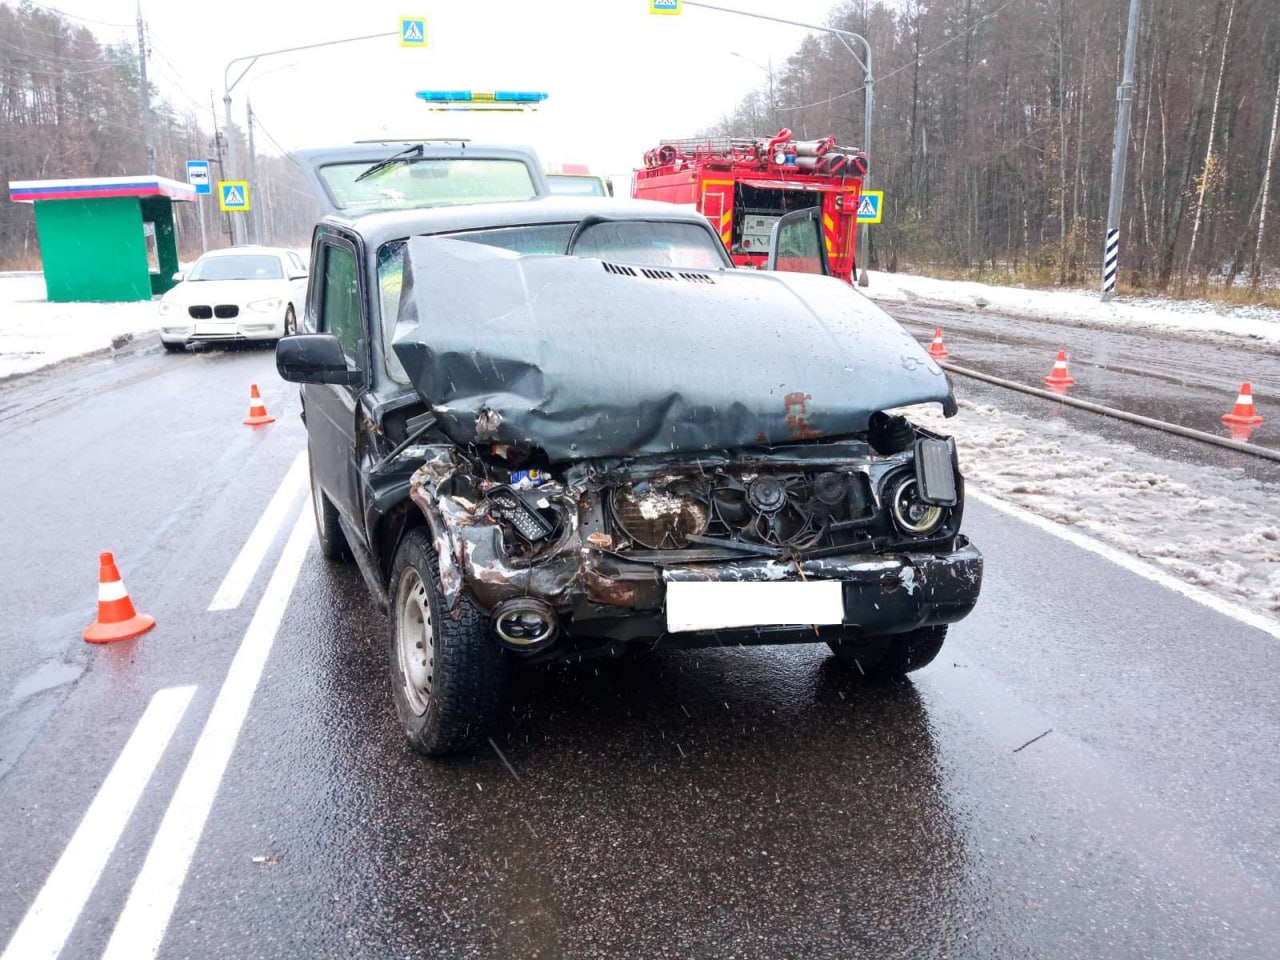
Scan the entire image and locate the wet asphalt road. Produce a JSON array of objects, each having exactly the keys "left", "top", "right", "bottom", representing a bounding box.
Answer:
[
  {"left": 890, "top": 300, "right": 1280, "bottom": 452},
  {"left": 2, "top": 343, "right": 1279, "bottom": 959}
]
